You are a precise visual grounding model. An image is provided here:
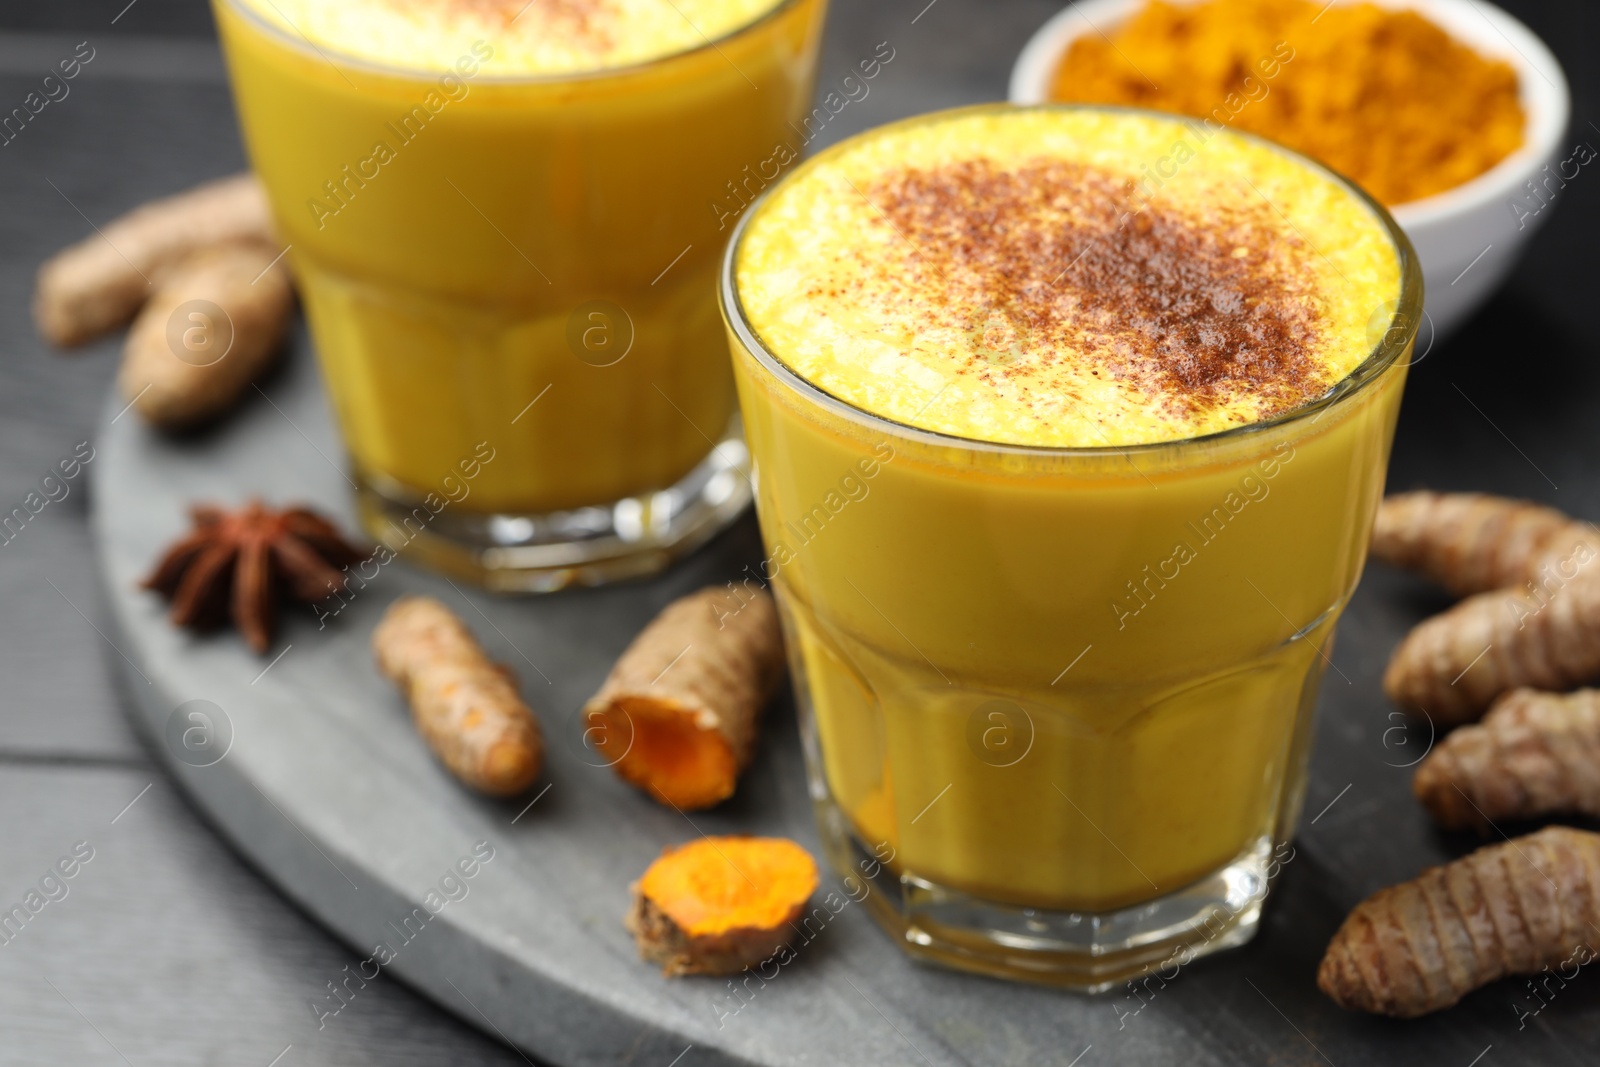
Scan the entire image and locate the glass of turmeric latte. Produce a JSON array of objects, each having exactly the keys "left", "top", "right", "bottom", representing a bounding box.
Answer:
[
  {"left": 213, "top": 0, "right": 827, "bottom": 589},
  {"left": 723, "top": 105, "right": 1420, "bottom": 987}
]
